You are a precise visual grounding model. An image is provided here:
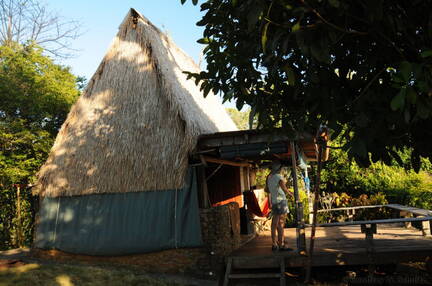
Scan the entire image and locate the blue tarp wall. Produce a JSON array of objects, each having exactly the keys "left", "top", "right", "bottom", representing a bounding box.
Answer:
[{"left": 34, "top": 168, "right": 203, "bottom": 255}]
